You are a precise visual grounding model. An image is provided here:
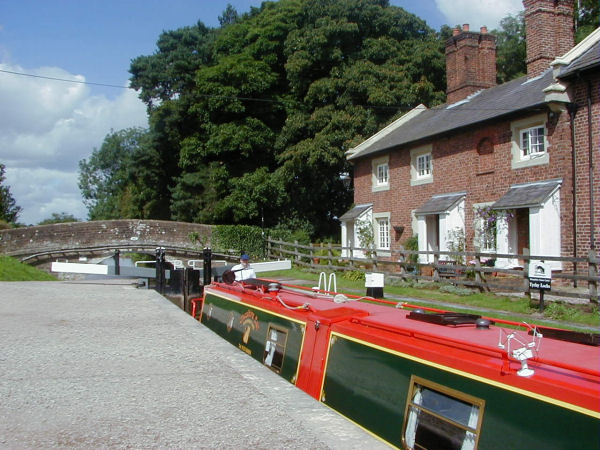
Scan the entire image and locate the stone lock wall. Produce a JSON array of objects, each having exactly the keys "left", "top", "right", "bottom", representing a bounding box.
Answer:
[{"left": 0, "top": 220, "right": 212, "bottom": 257}]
